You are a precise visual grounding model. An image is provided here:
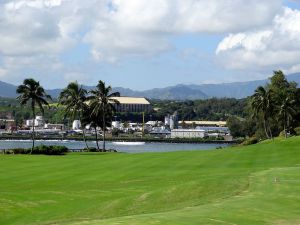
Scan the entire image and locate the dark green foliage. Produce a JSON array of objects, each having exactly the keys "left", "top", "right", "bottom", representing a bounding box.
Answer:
[
  {"left": 227, "top": 116, "right": 256, "bottom": 138},
  {"left": 85, "top": 147, "right": 98, "bottom": 152},
  {"left": 123, "top": 98, "right": 248, "bottom": 122},
  {"left": 242, "top": 137, "right": 259, "bottom": 146},
  {"left": 250, "top": 71, "right": 299, "bottom": 139},
  {"left": 295, "top": 127, "right": 300, "bottom": 136},
  {"left": 8, "top": 145, "right": 68, "bottom": 155}
]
